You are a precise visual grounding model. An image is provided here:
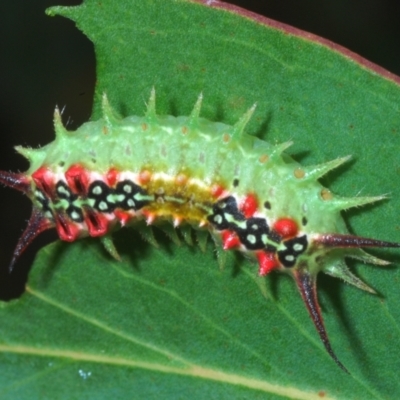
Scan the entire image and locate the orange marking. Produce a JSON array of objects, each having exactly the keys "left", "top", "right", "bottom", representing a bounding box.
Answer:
[
  {"left": 239, "top": 194, "right": 258, "bottom": 218},
  {"left": 273, "top": 218, "right": 298, "bottom": 239},
  {"left": 138, "top": 170, "right": 152, "bottom": 184},
  {"left": 257, "top": 251, "right": 279, "bottom": 276},
  {"left": 222, "top": 133, "right": 231, "bottom": 143},
  {"left": 175, "top": 174, "right": 187, "bottom": 185},
  {"left": 173, "top": 216, "right": 183, "bottom": 227},
  {"left": 142, "top": 210, "right": 155, "bottom": 225},
  {"left": 114, "top": 210, "right": 131, "bottom": 226}
]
